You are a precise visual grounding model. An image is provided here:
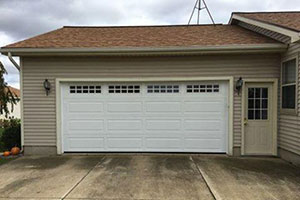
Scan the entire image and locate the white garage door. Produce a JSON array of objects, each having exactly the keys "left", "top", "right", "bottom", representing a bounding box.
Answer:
[{"left": 61, "top": 81, "right": 228, "bottom": 152}]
